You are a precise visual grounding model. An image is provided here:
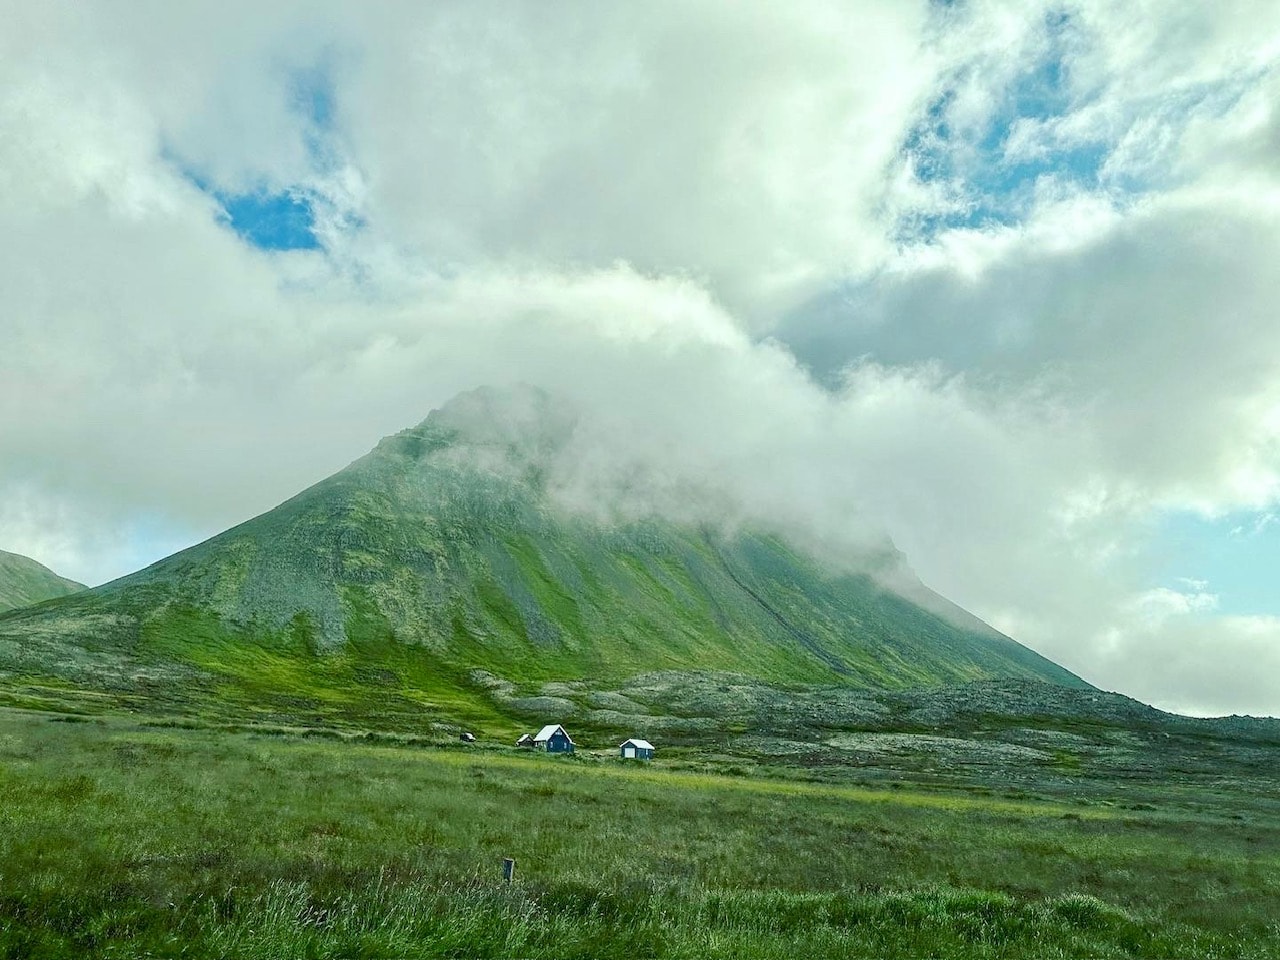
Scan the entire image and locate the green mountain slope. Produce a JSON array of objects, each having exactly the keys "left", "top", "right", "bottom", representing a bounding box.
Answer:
[
  {"left": 0, "top": 550, "right": 84, "bottom": 613},
  {"left": 0, "top": 388, "right": 1085, "bottom": 725}
]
